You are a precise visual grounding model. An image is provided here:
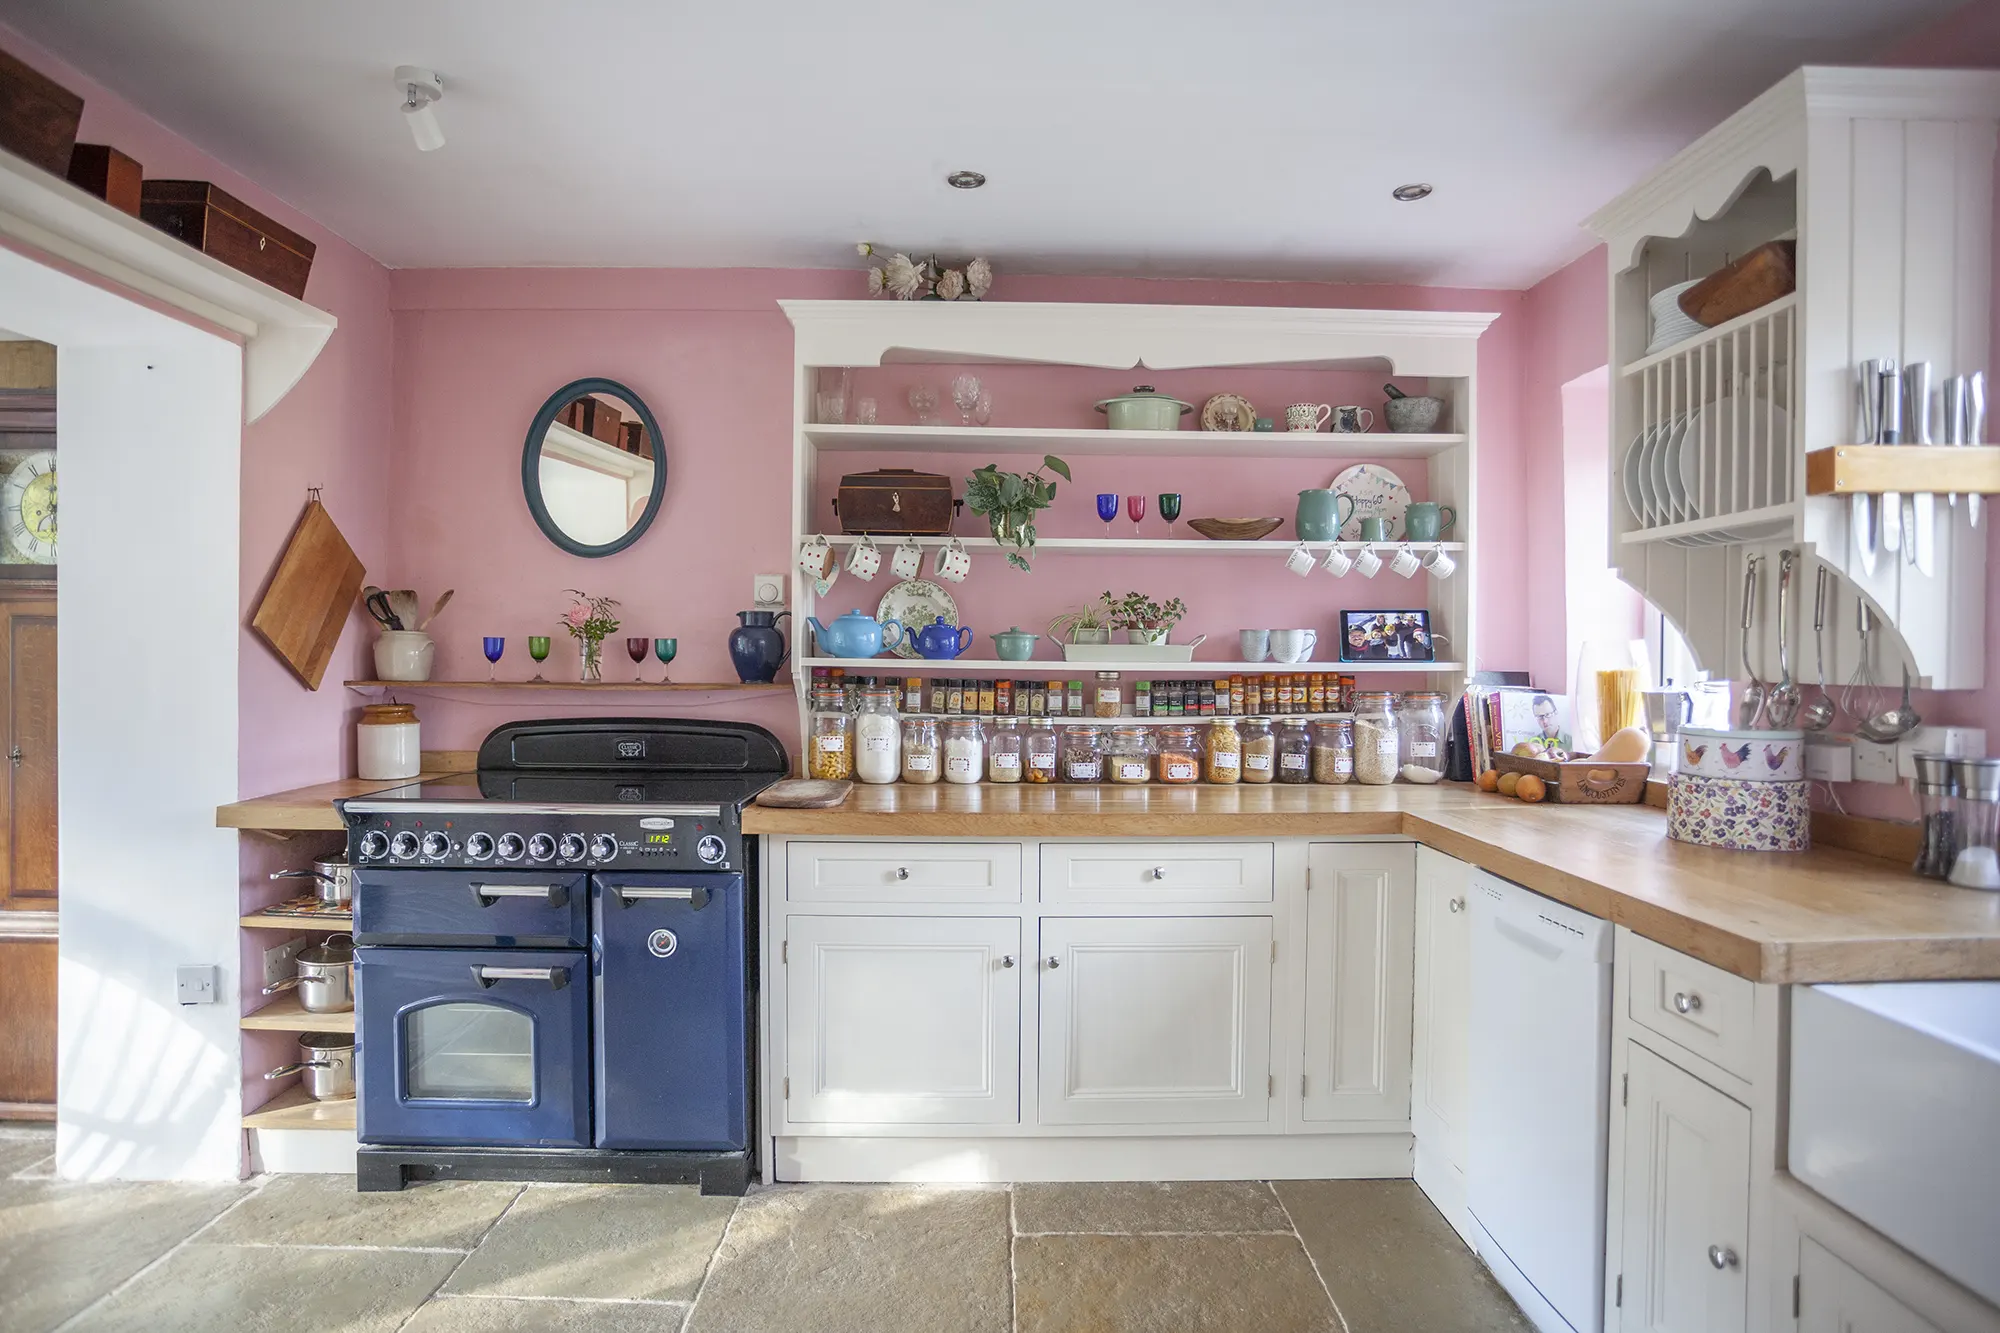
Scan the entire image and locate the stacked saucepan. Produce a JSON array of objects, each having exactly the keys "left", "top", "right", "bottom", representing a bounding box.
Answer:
[{"left": 260, "top": 931, "right": 356, "bottom": 1101}]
